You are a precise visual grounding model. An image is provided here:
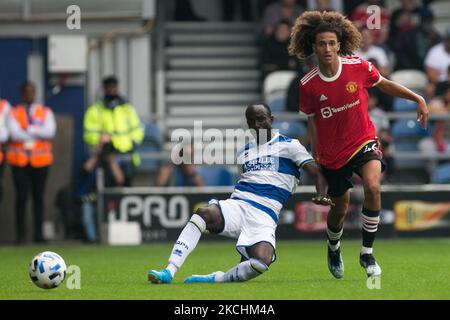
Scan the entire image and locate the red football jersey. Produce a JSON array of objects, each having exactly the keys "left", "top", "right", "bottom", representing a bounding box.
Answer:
[{"left": 299, "top": 57, "right": 382, "bottom": 170}]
